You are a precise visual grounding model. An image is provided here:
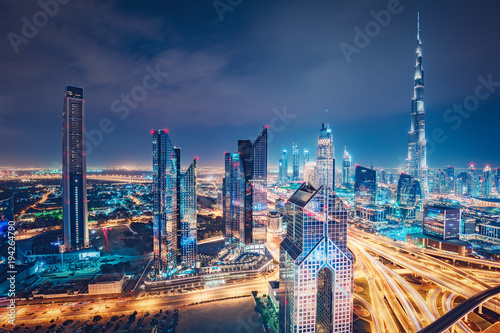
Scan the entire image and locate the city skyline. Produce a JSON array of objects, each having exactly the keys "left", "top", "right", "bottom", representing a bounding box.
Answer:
[{"left": 1, "top": 1, "right": 500, "bottom": 168}]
